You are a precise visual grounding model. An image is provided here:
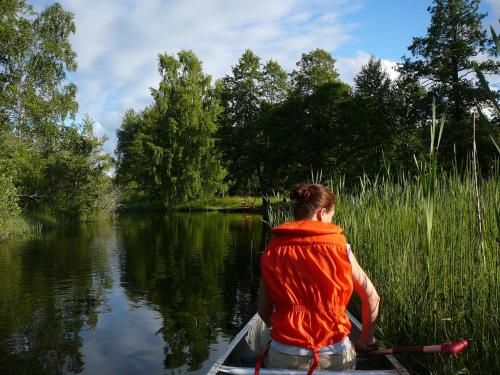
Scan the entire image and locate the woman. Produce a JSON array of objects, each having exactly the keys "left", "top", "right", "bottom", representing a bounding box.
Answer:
[{"left": 258, "top": 183, "right": 380, "bottom": 374}]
